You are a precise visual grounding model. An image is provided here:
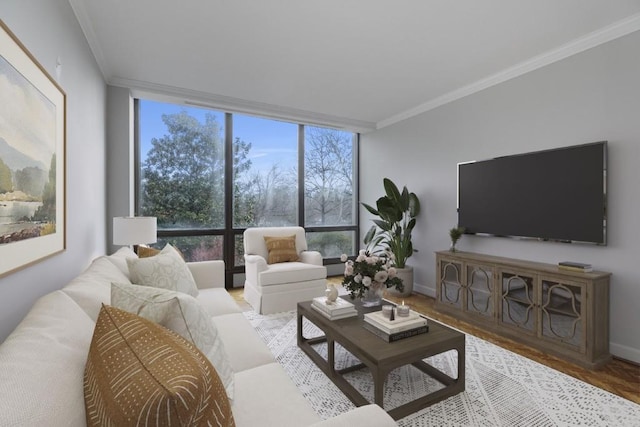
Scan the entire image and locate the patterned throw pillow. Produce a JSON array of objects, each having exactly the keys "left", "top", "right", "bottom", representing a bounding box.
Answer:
[
  {"left": 127, "top": 244, "right": 199, "bottom": 297},
  {"left": 84, "top": 305, "right": 235, "bottom": 427},
  {"left": 263, "top": 235, "right": 299, "bottom": 264},
  {"left": 111, "top": 282, "right": 234, "bottom": 399}
]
